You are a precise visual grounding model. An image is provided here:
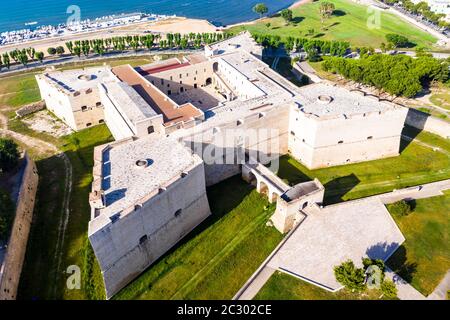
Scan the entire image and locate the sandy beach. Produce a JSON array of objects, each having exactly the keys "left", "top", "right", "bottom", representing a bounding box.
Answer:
[
  {"left": 224, "top": 0, "right": 311, "bottom": 29},
  {"left": 0, "top": 17, "right": 218, "bottom": 57}
]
